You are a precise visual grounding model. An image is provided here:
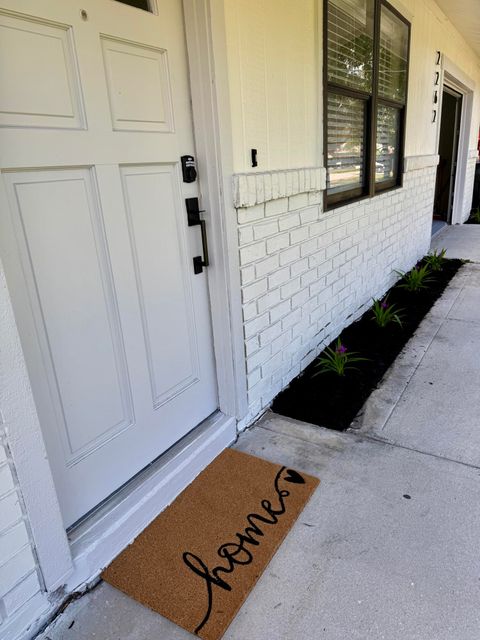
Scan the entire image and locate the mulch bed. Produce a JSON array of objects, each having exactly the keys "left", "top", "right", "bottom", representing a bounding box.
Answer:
[{"left": 271, "top": 257, "right": 464, "bottom": 431}]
